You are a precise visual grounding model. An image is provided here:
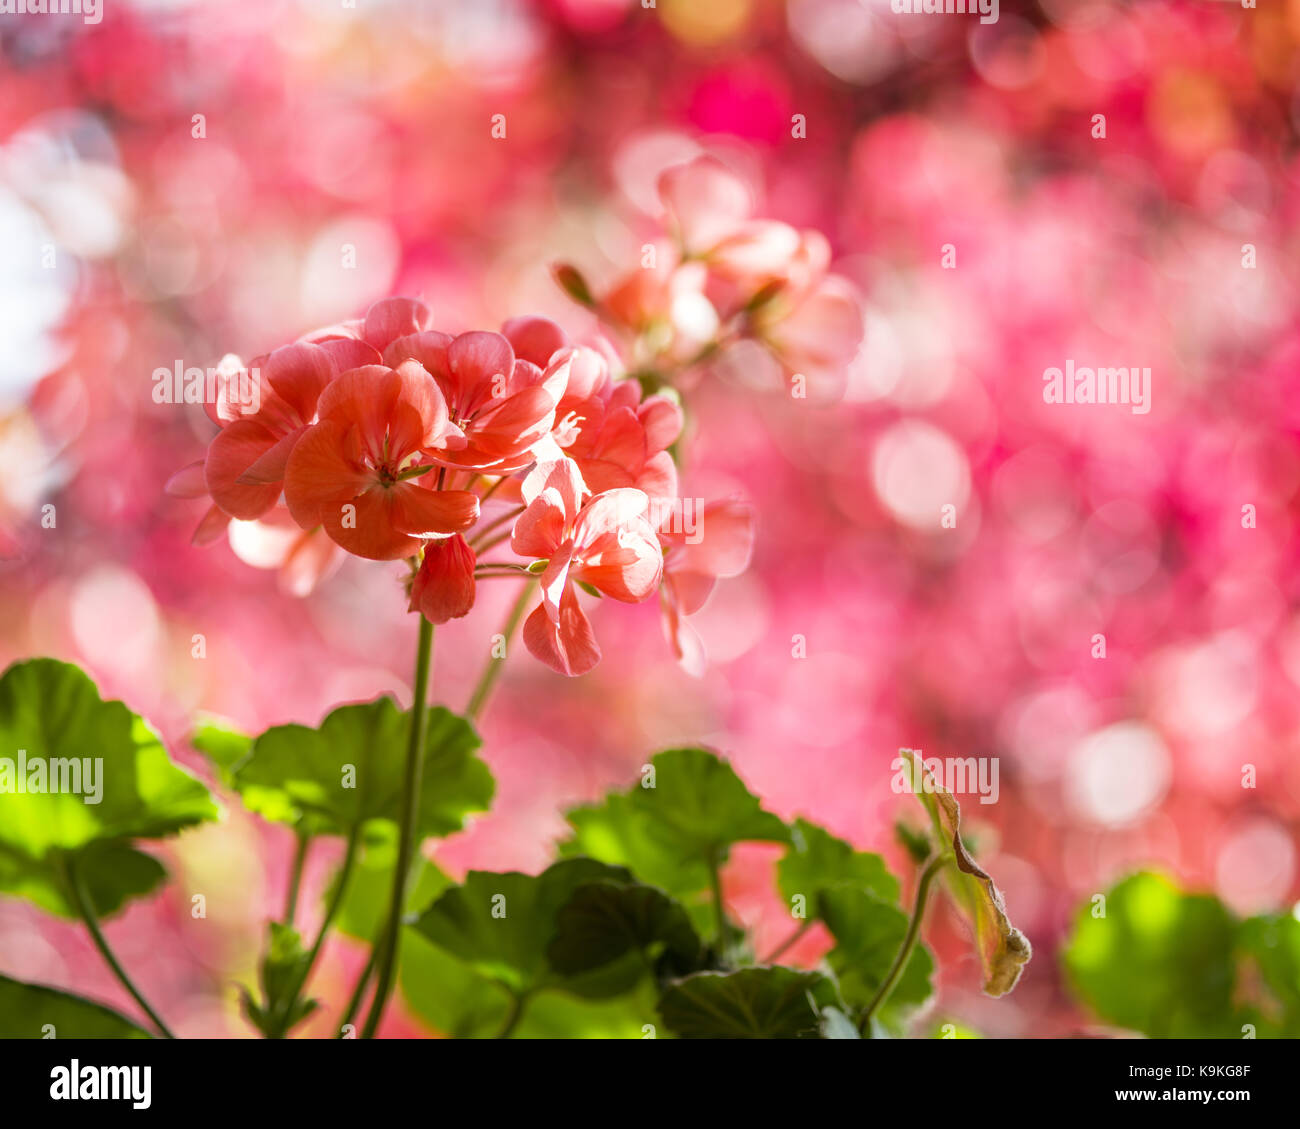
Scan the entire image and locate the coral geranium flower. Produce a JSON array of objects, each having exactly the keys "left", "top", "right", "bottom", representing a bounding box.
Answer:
[
  {"left": 202, "top": 341, "right": 346, "bottom": 522},
  {"left": 283, "top": 362, "right": 479, "bottom": 560},
  {"left": 383, "top": 329, "right": 567, "bottom": 474},
  {"left": 657, "top": 157, "right": 753, "bottom": 254},
  {"left": 225, "top": 508, "right": 346, "bottom": 597},
  {"left": 186, "top": 298, "right": 432, "bottom": 534},
  {"left": 749, "top": 273, "right": 864, "bottom": 399},
  {"left": 600, "top": 254, "right": 720, "bottom": 363},
  {"left": 299, "top": 296, "right": 436, "bottom": 357},
  {"left": 658, "top": 499, "right": 754, "bottom": 676},
  {"left": 500, "top": 315, "right": 568, "bottom": 369},
  {"left": 409, "top": 533, "right": 476, "bottom": 624},
  {"left": 548, "top": 345, "right": 682, "bottom": 499},
  {"left": 510, "top": 460, "right": 663, "bottom": 676}
]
